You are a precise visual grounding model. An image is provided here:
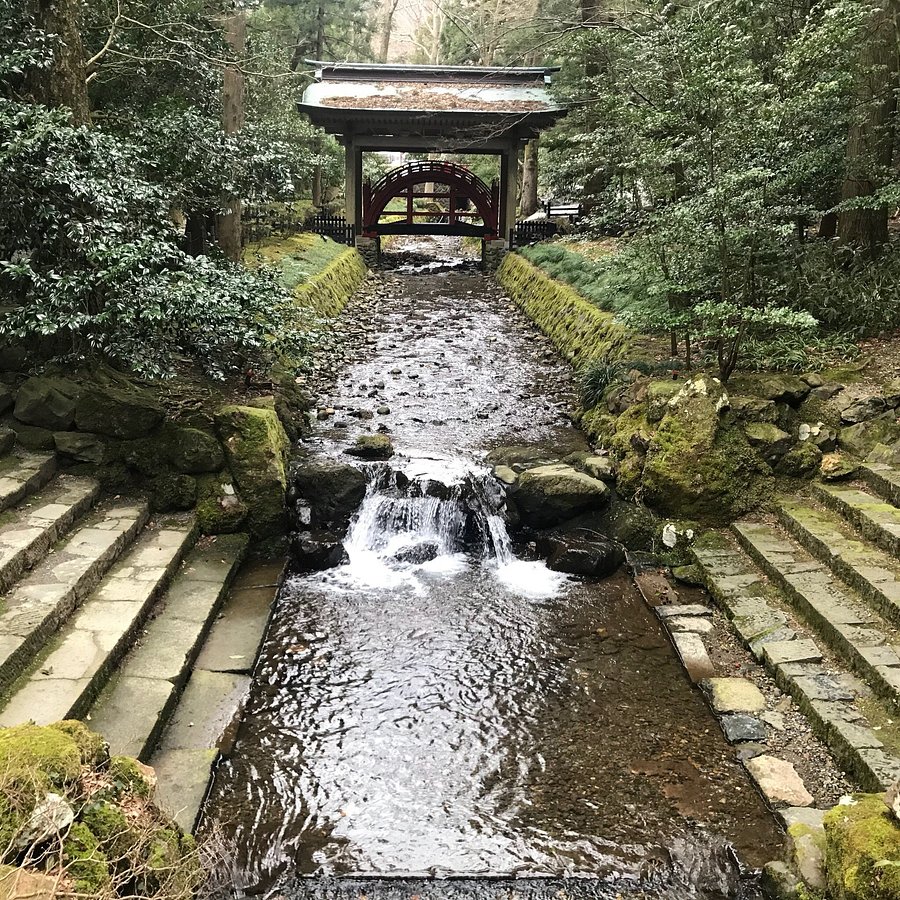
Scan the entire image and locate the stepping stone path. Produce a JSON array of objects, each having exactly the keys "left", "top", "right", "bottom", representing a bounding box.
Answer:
[
  {"left": 0, "top": 446, "right": 269, "bottom": 832},
  {"left": 692, "top": 458, "right": 900, "bottom": 794}
]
